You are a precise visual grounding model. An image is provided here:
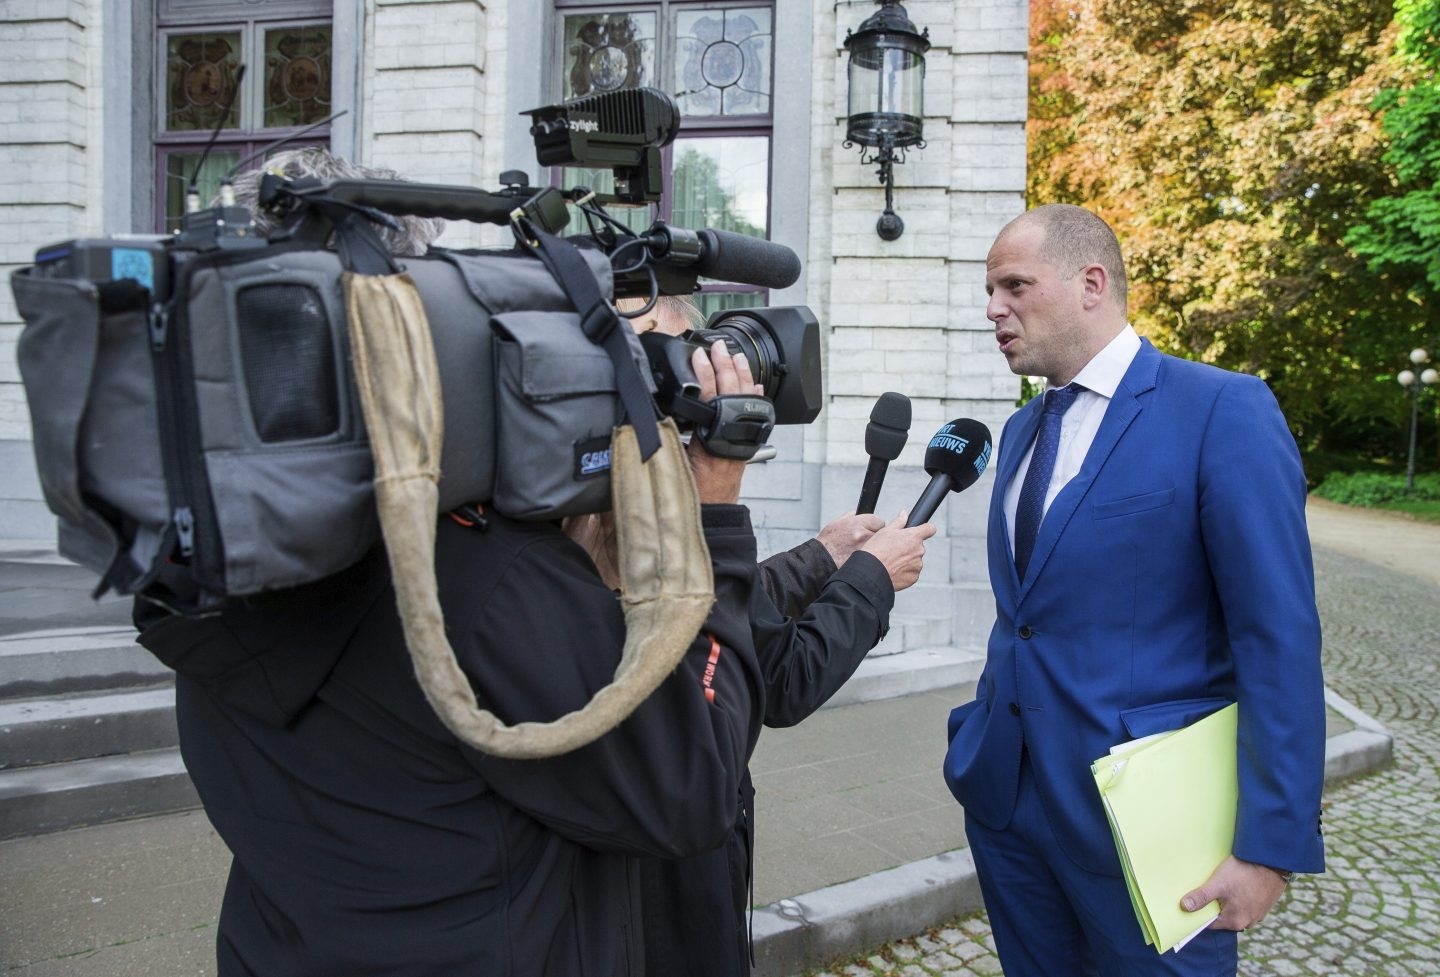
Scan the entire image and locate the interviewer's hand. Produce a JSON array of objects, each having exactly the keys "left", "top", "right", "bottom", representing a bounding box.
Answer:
[
  {"left": 816, "top": 511, "right": 886, "bottom": 568},
  {"left": 688, "top": 340, "right": 763, "bottom": 505},
  {"left": 1181, "top": 856, "right": 1288, "bottom": 932},
  {"left": 858, "top": 511, "right": 936, "bottom": 592}
]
